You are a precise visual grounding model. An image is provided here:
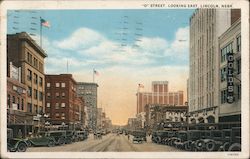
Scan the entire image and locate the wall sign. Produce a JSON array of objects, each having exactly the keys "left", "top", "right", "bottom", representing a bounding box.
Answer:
[{"left": 227, "top": 52, "right": 234, "bottom": 103}]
